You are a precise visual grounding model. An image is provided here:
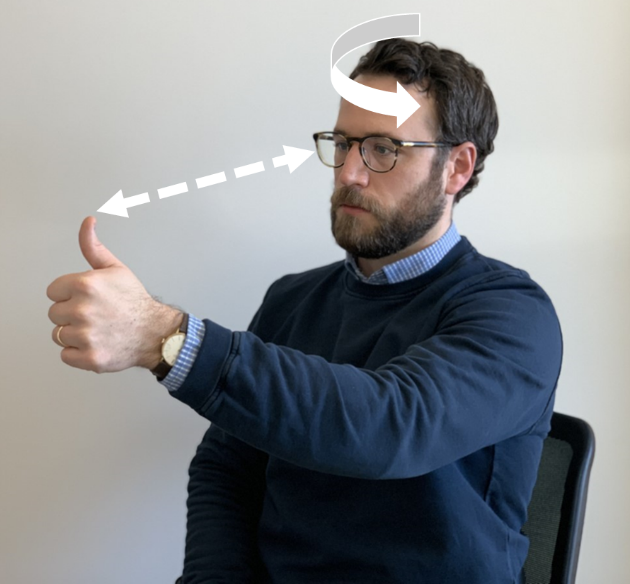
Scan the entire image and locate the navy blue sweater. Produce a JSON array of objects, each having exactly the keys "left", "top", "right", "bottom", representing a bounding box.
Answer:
[{"left": 172, "top": 236, "right": 563, "bottom": 583}]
